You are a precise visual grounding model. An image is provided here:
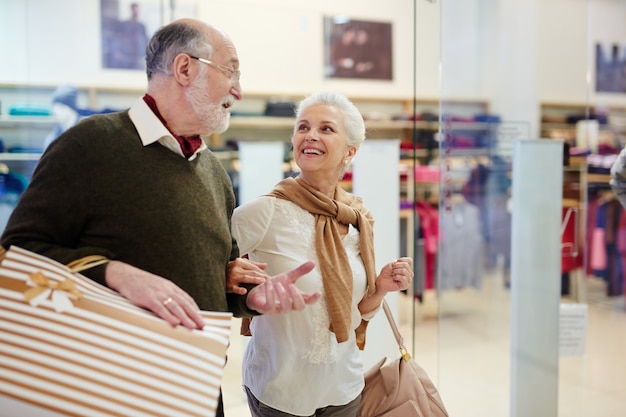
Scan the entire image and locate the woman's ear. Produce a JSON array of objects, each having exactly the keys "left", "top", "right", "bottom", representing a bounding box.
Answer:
[{"left": 345, "top": 146, "right": 357, "bottom": 162}]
